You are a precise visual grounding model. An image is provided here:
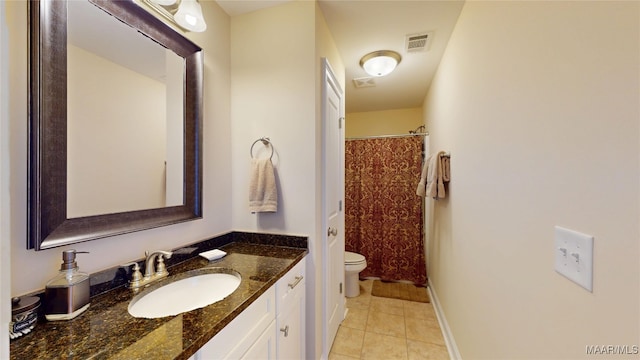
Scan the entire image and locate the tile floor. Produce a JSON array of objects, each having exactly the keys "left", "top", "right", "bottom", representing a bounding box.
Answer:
[{"left": 329, "top": 279, "right": 450, "bottom": 360}]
